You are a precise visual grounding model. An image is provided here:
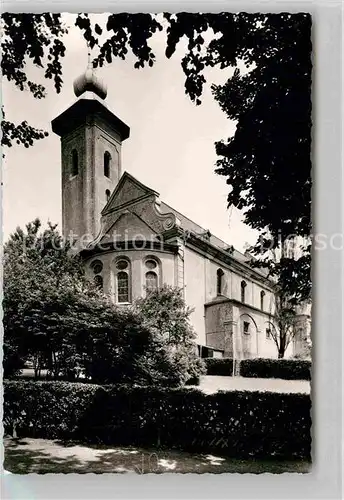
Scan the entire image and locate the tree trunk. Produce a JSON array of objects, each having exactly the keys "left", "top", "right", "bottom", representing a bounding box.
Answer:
[
  {"left": 33, "top": 354, "right": 40, "bottom": 379},
  {"left": 278, "top": 329, "right": 286, "bottom": 359}
]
